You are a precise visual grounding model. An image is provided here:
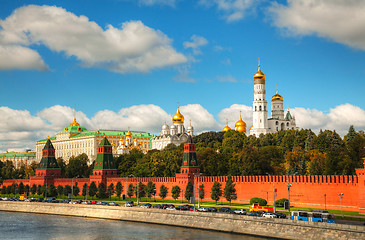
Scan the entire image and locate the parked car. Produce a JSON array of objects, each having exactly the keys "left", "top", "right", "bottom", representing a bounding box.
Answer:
[
  {"left": 166, "top": 206, "right": 176, "bottom": 210},
  {"left": 175, "top": 206, "right": 188, "bottom": 211},
  {"left": 197, "top": 207, "right": 208, "bottom": 212},
  {"left": 255, "top": 211, "right": 266, "bottom": 216},
  {"left": 60, "top": 199, "right": 70, "bottom": 203},
  {"left": 125, "top": 201, "right": 134, "bottom": 207},
  {"left": 91, "top": 201, "right": 97, "bottom": 204},
  {"left": 208, "top": 207, "right": 217, "bottom": 212},
  {"left": 218, "top": 207, "right": 232, "bottom": 213},
  {"left": 108, "top": 202, "right": 120, "bottom": 206},
  {"left": 262, "top": 212, "right": 277, "bottom": 218},
  {"left": 152, "top": 204, "right": 163, "bottom": 209},
  {"left": 140, "top": 203, "right": 152, "bottom": 208},
  {"left": 248, "top": 212, "right": 261, "bottom": 217},
  {"left": 274, "top": 213, "right": 287, "bottom": 219},
  {"left": 232, "top": 209, "right": 247, "bottom": 215}
]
